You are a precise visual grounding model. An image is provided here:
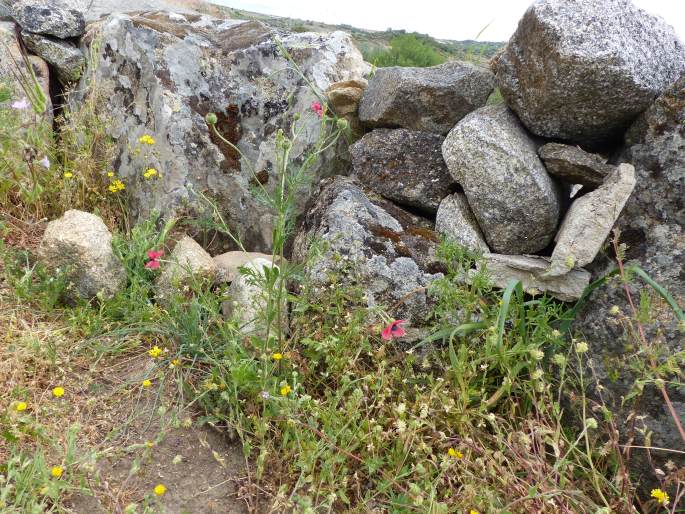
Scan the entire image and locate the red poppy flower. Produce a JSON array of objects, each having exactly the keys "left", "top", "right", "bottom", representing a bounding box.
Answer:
[
  {"left": 145, "top": 259, "right": 161, "bottom": 270},
  {"left": 311, "top": 101, "right": 324, "bottom": 117},
  {"left": 147, "top": 249, "right": 164, "bottom": 260},
  {"left": 381, "top": 320, "right": 407, "bottom": 340}
]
